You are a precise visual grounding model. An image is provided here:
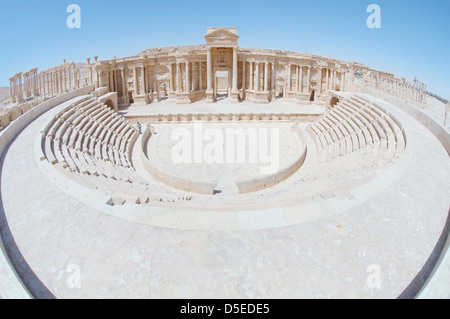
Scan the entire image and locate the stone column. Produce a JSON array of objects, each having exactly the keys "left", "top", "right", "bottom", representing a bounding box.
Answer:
[
  {"left": 53, "top": 71, "right": 57, "bottom": 94},
  {"left": 199, "top": 62, "right": 202, "bottom": 90},
  {"left": 249, "top": 62, "right": 254, "bottom": 91},
  {"left": 317, "top": 68, "right": 322, "bottom": 94},
  {"left": 177, "top": 62, "right": 182, "bottom": 93},
  {"left": 87, "top": 59, "right": 93, "bottom": 86},
  {"left": 325, "top": 69, "right": 329, "bottom": 91},
  {"left": 169, "top": 64, "right": 173, "bottom": 93},
  {"left": 140, "top": 66, "right": 145, "bottom": 94},
  {"left": 22, "top": 72, "right": 28, "bottom": 97},
  {"left": 69, "top": 66, "right": 73, "bottom": 91},
  {"left": 192, "top": 63, "right": 197, "bottom": 91},
  {"left": 231, "top": 47, "right": 239, "bottom": 102},
  {"left": 206, "top": 47, "right": 213, "bottom": 102},
  {"left": 9, "top": 78, "right": 15, "bottom": 103},
  {"left": 307, "top": 66, "right": 311, "bottom": 93},
  {"left": 420, "top": 83, "right": 425, "bottom": 102},
  {"left": 45, "top": 73, "right": 49, "bottom": 97},
  {"left": 63, "top": 68, "right": 67, "bottom": 92},
  {"left": 17, "top": 73, "right": 23, "bottom": 102},
  {"left": 186, "top": 61, "right": 190, "bottom": 93},
  {"left": 36, "top": 75, "right": 40, "bottom": 97},
  {"left": 61, "top": 69, "right": 64, "bottom": 92},
  {"left": 287, "top": 64, "right": 291, "bottom": 93},
  {"left": 40, "top": 74, "right": 44, "bottom": 97},
  {"left": 46, "top": 73, "right": 49, "bottom": 96},
  {"left": 264, "top": 62, "right": 269, "bottom": 92},
  {"left": 296, "top": 65, "right": 300, "bottom": 93},
  {"left": 121, "top": 68, "right": 127, "bottom": 98},
  {"left": 13, "top": 76, "right": 17, "bottom": 101},
  {"left": 341, "top": 72, "right": 345, "bottom": 91},
  {"left": 142, "top": 67, "right": 147, "bottom": 93},
  {"left": 271, "top": 62, "right": 276, "bottom": 100},
  {"left": 133, "top": 67, "right": 138, "bottom": 96},
  {"left": 242, "top": 61, "right": 246, "bottom": 90},
  {"left": 299, "top": 65, "right": 303, "bottom": 94},
  {"left": 331, "top": 69, "right": 335, "bottom": 91},
  {"left": 255, "top": 62, "right": 260, "bottom": 92}
]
